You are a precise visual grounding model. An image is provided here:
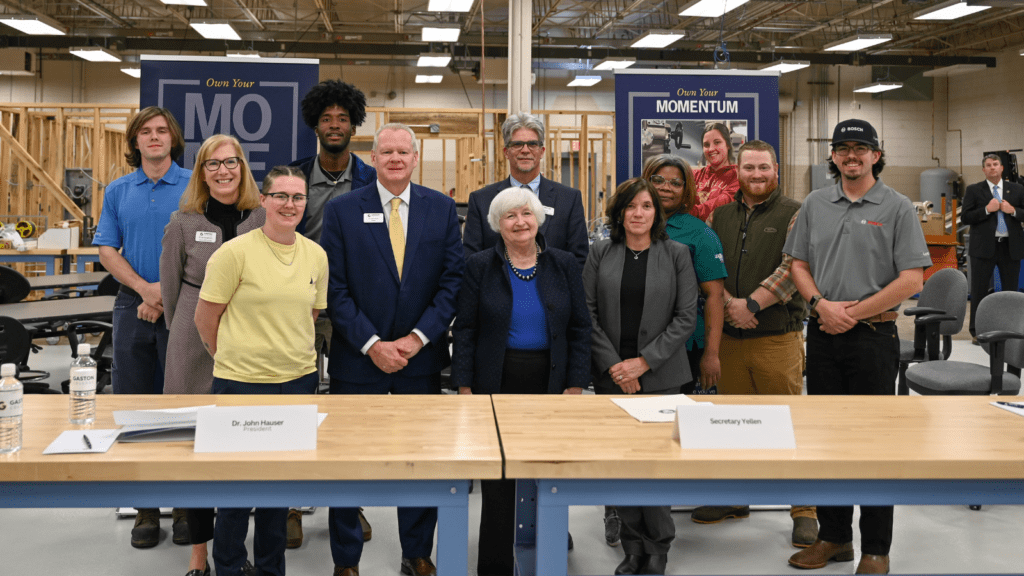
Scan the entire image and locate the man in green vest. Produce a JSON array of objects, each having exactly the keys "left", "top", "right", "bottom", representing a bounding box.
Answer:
[{"left": 690, "top": 140, "right": 817, "bottom": 548}]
